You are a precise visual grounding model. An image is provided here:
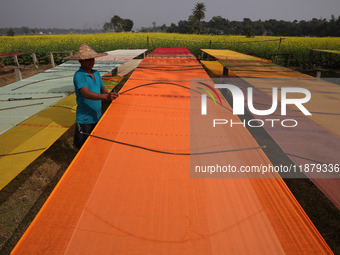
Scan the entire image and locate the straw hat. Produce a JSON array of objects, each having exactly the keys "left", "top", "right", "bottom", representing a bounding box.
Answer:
[{"left": 64, "top": 43, "right": 107, "bottom": 60}]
